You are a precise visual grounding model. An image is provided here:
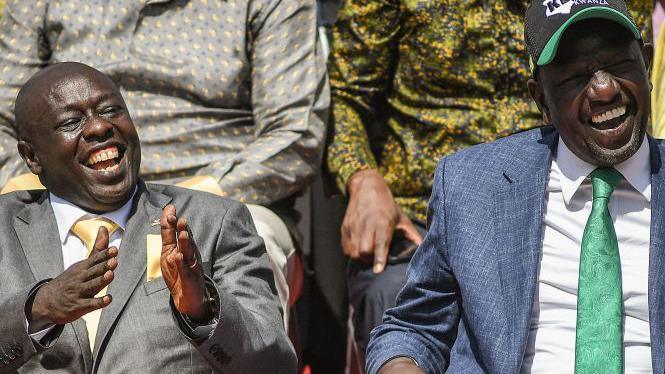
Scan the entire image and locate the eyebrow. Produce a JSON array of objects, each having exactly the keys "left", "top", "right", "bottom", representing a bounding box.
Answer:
[{"left": 59, "top": 91, "right": 121, "bottom": 112}]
